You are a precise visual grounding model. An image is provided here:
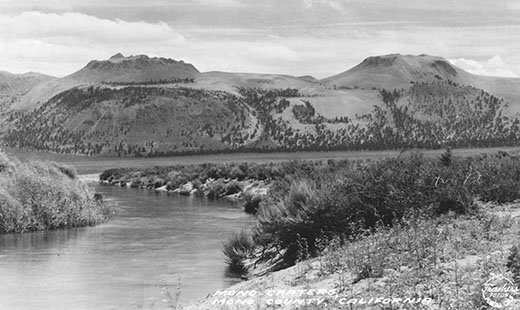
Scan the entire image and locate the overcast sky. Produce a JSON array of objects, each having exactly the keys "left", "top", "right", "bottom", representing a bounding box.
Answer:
[{"left": 1, "top": 0, "right": 519, "bottom": 78}]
